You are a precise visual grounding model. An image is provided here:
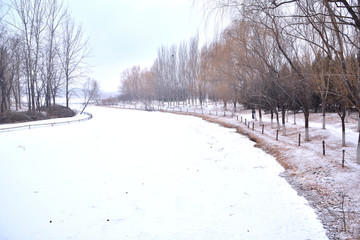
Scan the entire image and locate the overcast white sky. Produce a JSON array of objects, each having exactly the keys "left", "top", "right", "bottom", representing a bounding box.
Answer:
[{"left": 66, "top": 0, "right": 219, "bottom": 93}]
